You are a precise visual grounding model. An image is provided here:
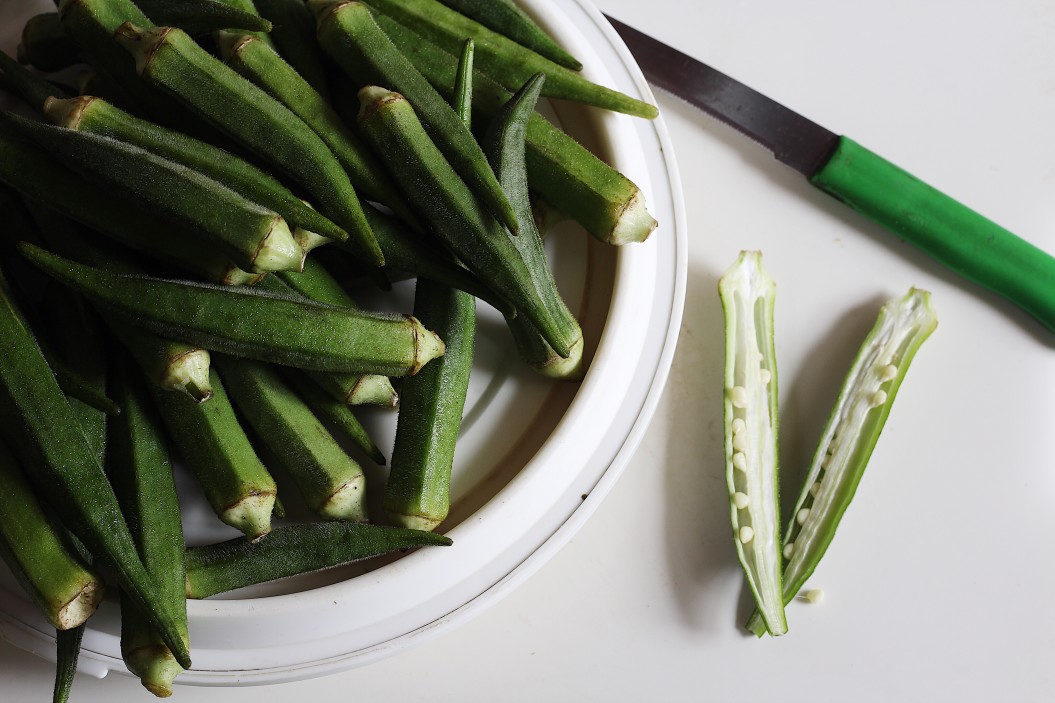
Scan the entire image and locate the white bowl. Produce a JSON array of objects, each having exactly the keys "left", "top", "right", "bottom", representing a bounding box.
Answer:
[{"left": 0, "top": 0, "right": 687, "bottom": 684}]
